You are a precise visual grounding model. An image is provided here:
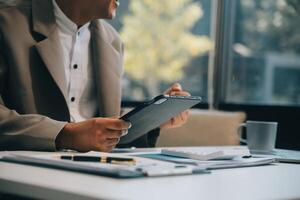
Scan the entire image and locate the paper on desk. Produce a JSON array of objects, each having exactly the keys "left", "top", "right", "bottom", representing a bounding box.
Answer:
[
  {"left": 1, "top": 151, "right": 208, "bottom": 178},
  {"left": 121, "top": 146, "right": 250, "bottom": 157},
  {"left": 4, "top": 151, "right": 168, "bottom": 168},
  {"left": 1, "top": 153, "right": 143, "bottom": 178},
  {"left": 137, "top": 153, "right": 275, "bottom": 169},
  {"left": 111, "top": 148, "right": 161, "bottom": 154},
  {"left": 196, "top": 157, "right": 275, "bottom": 169}
]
